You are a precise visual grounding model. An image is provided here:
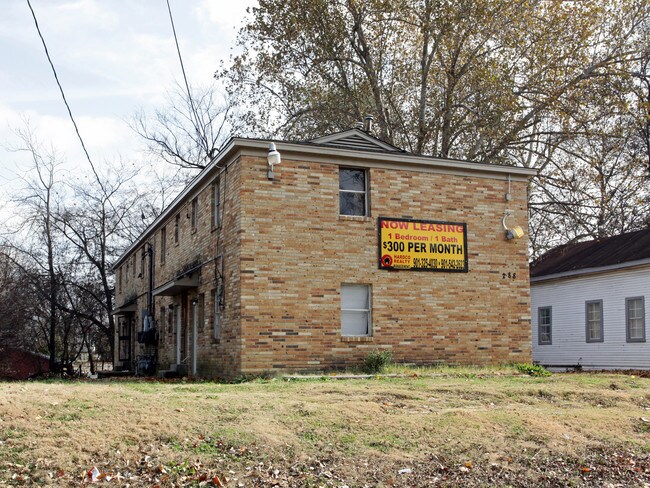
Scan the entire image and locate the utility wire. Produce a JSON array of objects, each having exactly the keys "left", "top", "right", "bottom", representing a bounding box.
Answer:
[
  {"left": 26, "top": 0, "right": 105, "bottom": 189},
  {"left": 166, "top": 0, "right": 207, "bottom": 162}
]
